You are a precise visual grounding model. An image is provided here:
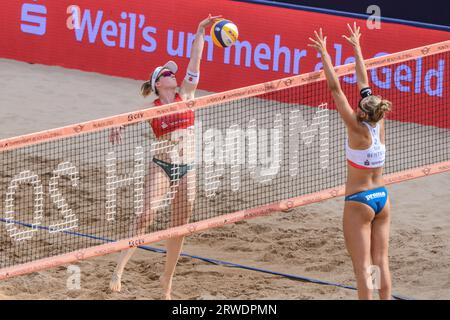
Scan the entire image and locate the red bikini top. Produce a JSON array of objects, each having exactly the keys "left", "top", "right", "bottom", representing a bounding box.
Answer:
[{"left": 150, "top": 93, "right": 195, "bottom": 138}]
